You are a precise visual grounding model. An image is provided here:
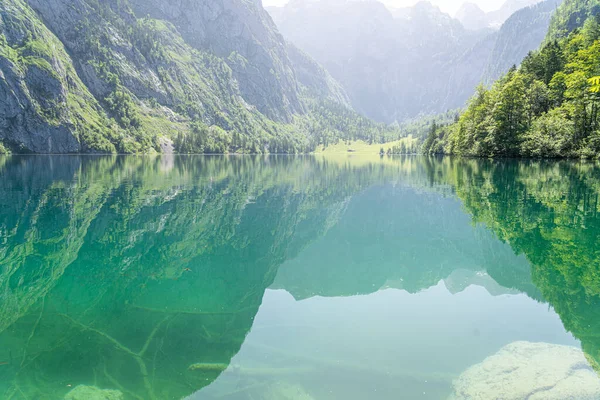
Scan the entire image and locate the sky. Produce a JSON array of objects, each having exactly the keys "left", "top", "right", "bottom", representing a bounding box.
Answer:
[{"left": 262, "top": 0, "right": 508, "bottom": 16}]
